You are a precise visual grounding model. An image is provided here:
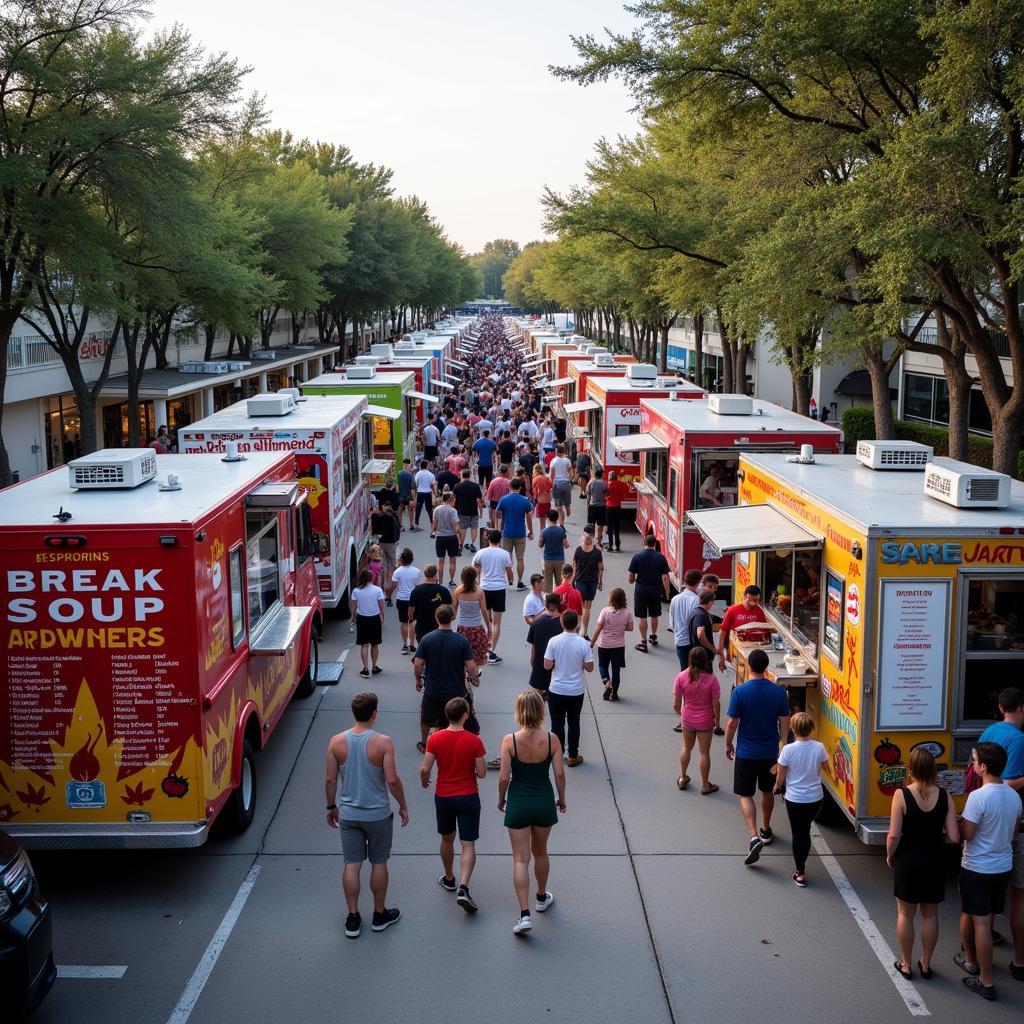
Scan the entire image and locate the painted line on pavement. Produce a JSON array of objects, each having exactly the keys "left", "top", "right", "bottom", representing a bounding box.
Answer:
[
  {"left": 166, "top": 863, "right": 261, "bottom": 1024},
  {"left": 811, "top": 827, "right": 929, "bottom": 1016},
  {"left": 57, "top": 965, "right": 127, "bottom": 979}
]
